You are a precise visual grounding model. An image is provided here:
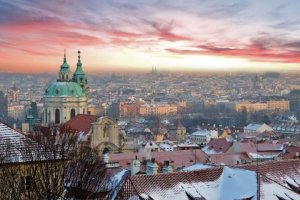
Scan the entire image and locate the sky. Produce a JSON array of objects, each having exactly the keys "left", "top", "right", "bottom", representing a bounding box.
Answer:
[{"left": 1, "top": 0, "right": 300, "bottom": 73}]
